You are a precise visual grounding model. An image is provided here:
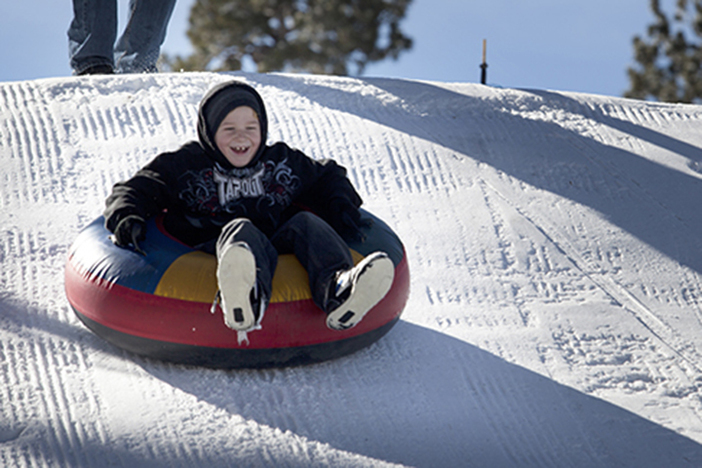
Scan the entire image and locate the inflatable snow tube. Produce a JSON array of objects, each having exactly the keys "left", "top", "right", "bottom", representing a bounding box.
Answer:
[{"left": 65, "top": 210, "right": 409, "bottom": 368}]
